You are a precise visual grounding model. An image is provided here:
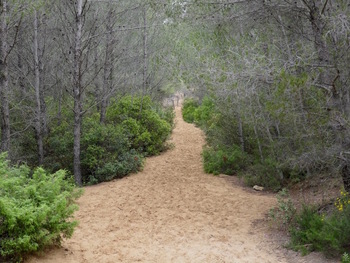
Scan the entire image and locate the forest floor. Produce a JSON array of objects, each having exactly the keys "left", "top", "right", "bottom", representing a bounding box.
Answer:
[{"left": 27, "top": 107, "right": 338, "bottom": 263}]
